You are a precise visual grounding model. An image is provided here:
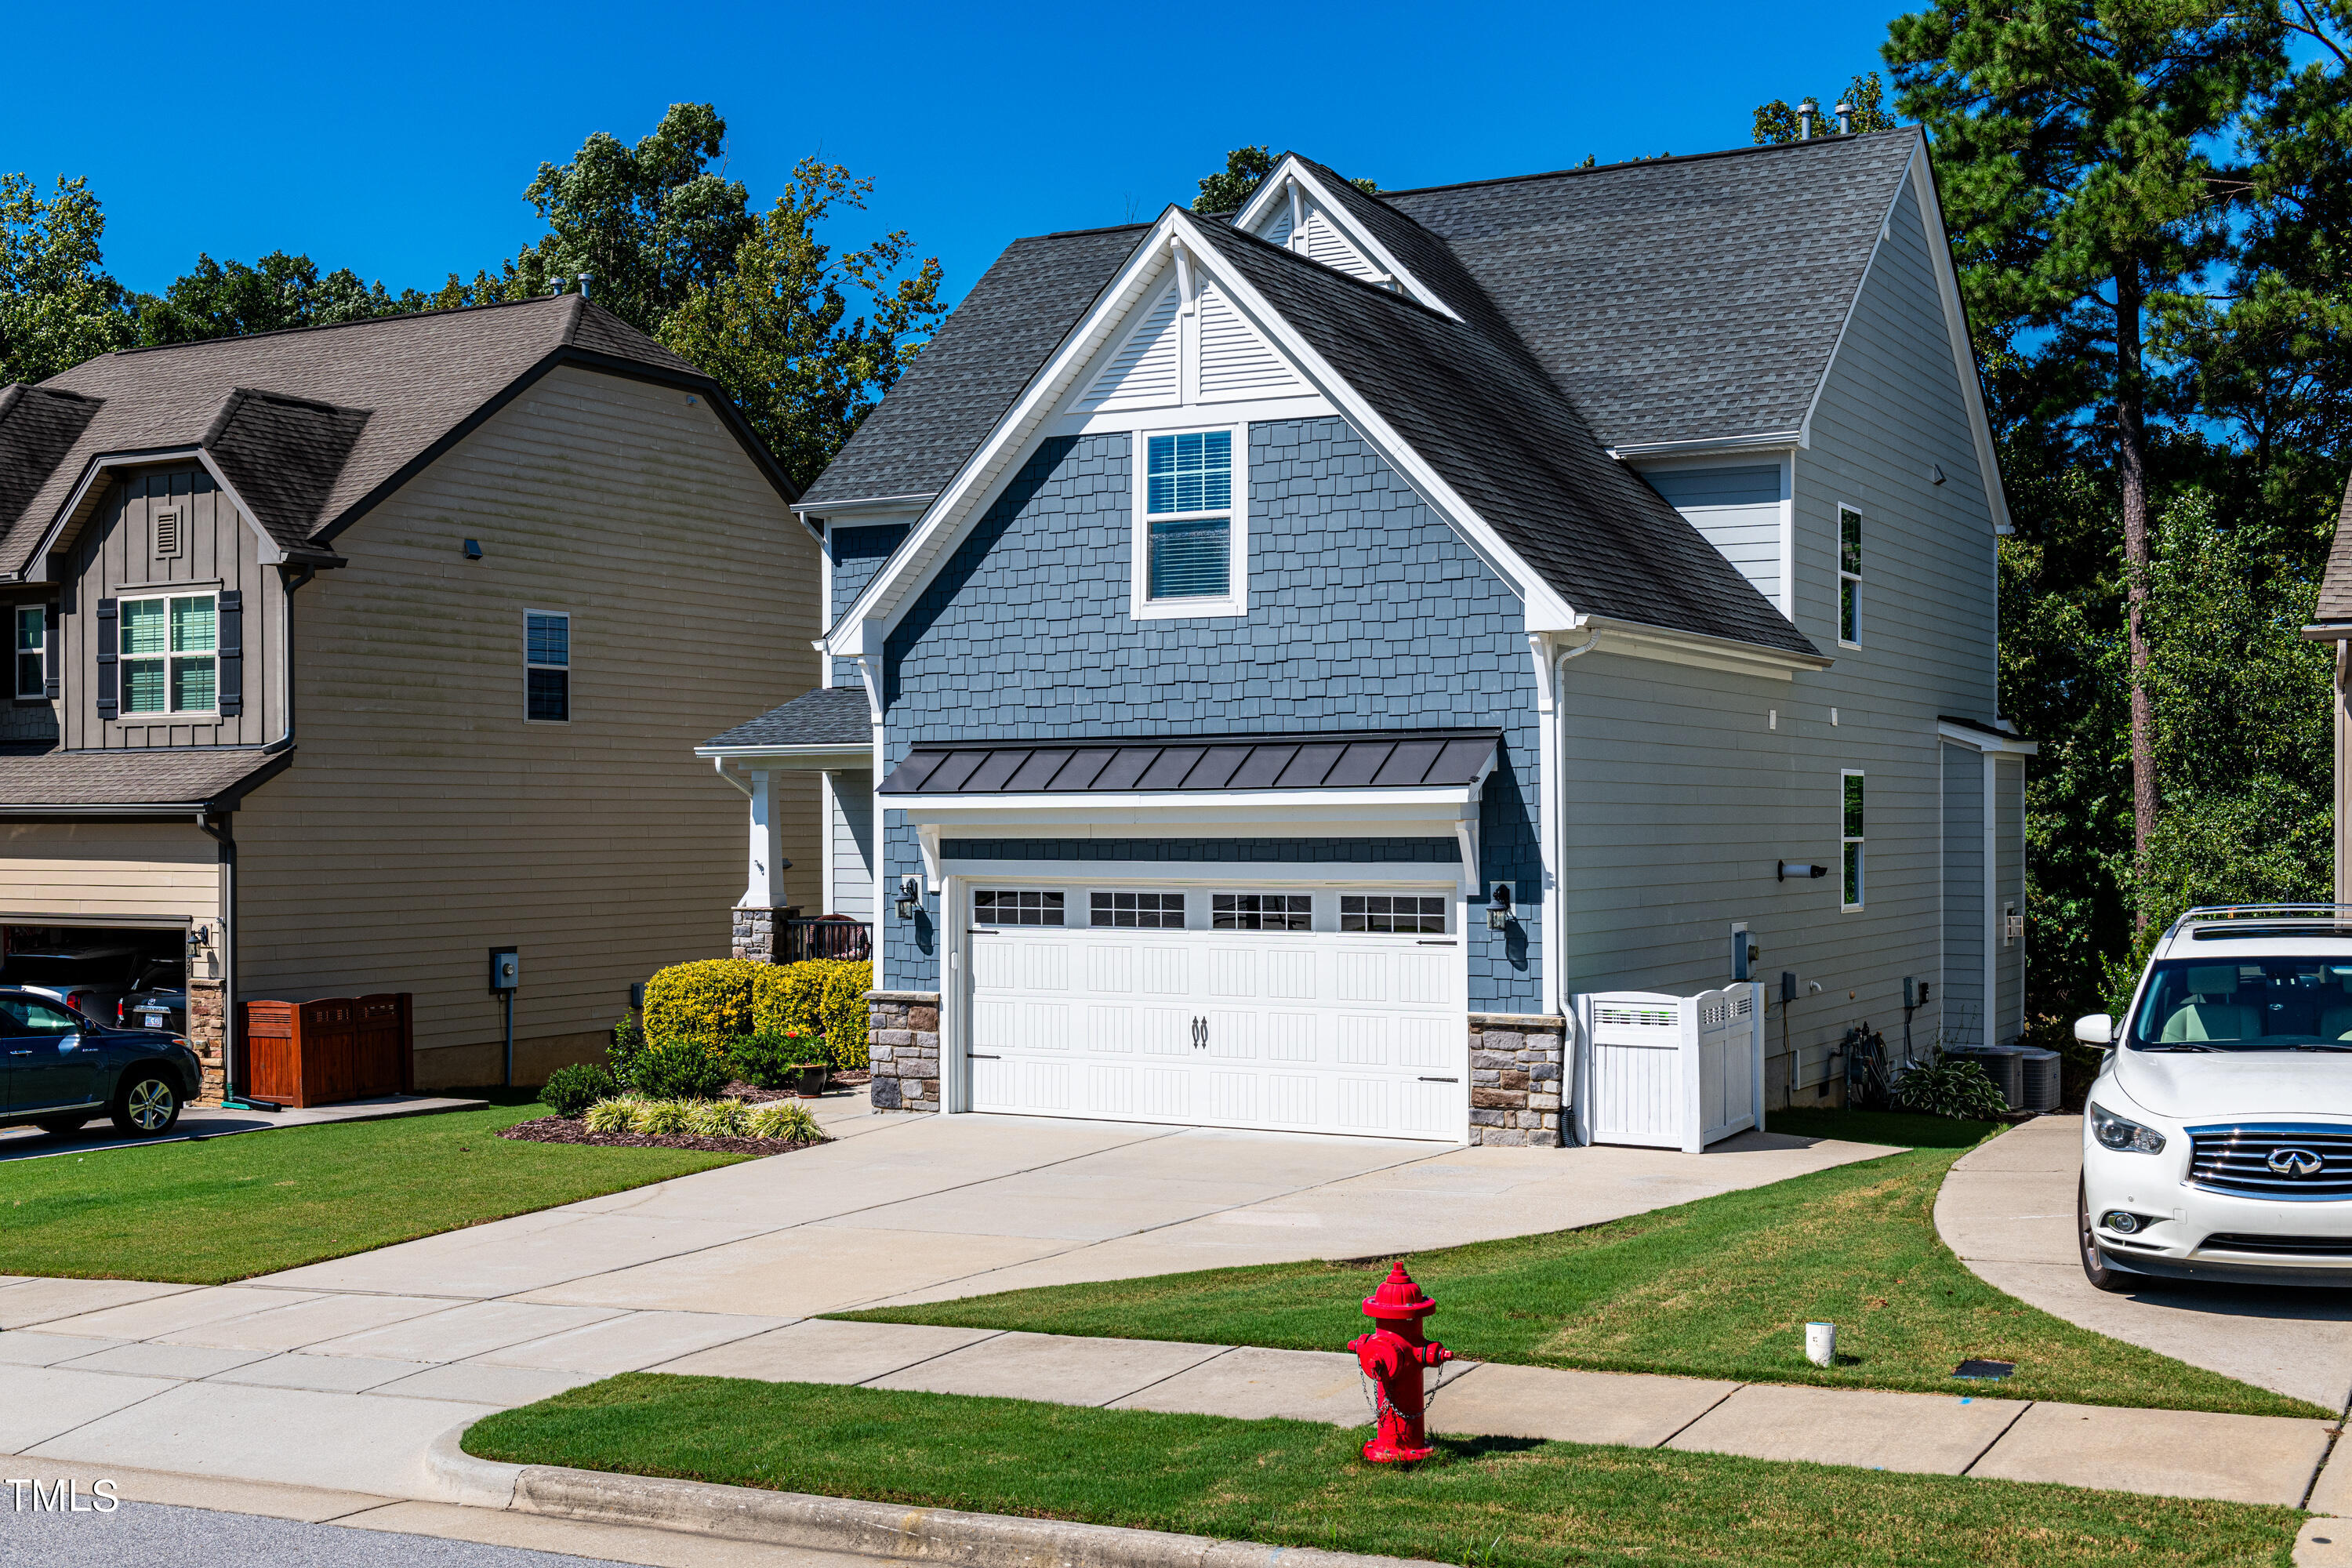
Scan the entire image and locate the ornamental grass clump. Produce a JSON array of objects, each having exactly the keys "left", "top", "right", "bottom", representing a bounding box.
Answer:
[
  {"left": 634, "top": 1100, "right": 696, "bottom": 1137},
  {"left": 689, "top": 1098, "right": 750, "bottom": 1138},
  {"left": 746, "top": 1101, "right": 822, "bottom": 1142},
  {"left": 583, "top": 1098, "right": 641, "bottom": 1135},
  {"left": 1890, "top": 1057, "right": 2010, "bottom": 1120}
]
